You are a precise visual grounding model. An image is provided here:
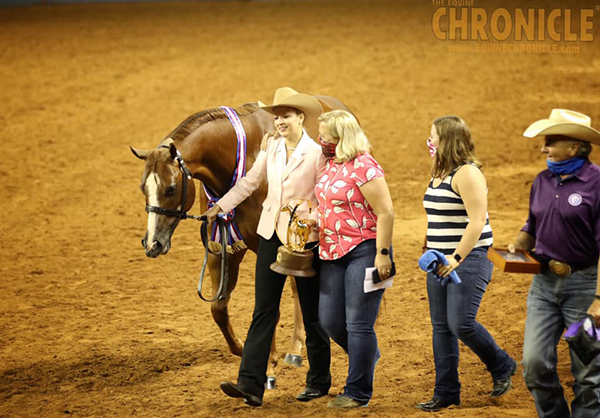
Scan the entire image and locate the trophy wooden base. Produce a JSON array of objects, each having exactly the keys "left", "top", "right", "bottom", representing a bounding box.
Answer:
[
  {"left": 270, "top": 245, "right": 316, "bottom": 277},
  {"left": 488, "top": 247, "right": 540, "bottom": 274}
]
